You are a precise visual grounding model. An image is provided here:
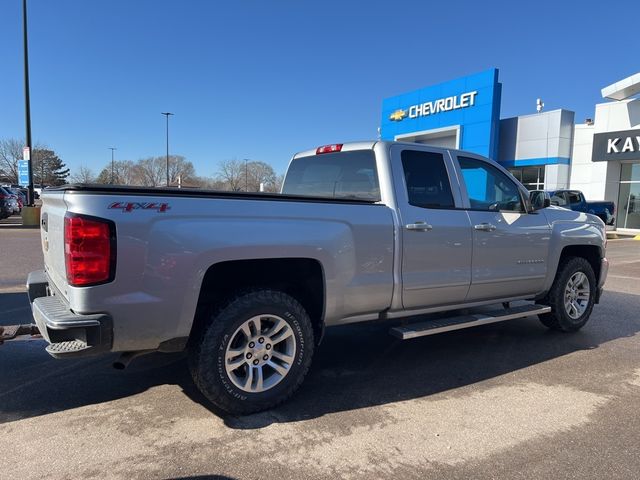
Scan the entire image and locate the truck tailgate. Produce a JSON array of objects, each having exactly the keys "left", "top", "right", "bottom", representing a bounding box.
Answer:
[{"left": 40, "top": 191, "right": 70, "bottom": 300}]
